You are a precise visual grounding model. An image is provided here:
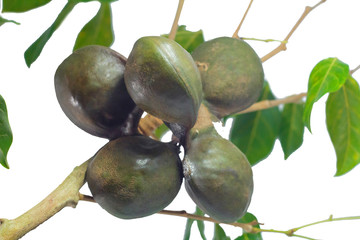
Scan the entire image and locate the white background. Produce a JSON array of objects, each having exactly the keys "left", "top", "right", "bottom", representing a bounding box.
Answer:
[{"left": 1, "top": 0, "right": 360, "bottom": 239}]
